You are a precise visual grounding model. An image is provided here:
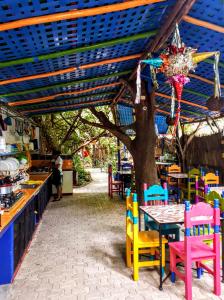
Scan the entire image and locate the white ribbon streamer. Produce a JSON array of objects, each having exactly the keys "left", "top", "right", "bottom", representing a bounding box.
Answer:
[
  {"left": 170, "top": 85, "right": 175, "bottom": 118},
  {"left": 214, "top": 52, "right": 221, "bottom": 98},
  {"left": 135, "top": 62, "right": 142, "bottom": 104}
]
